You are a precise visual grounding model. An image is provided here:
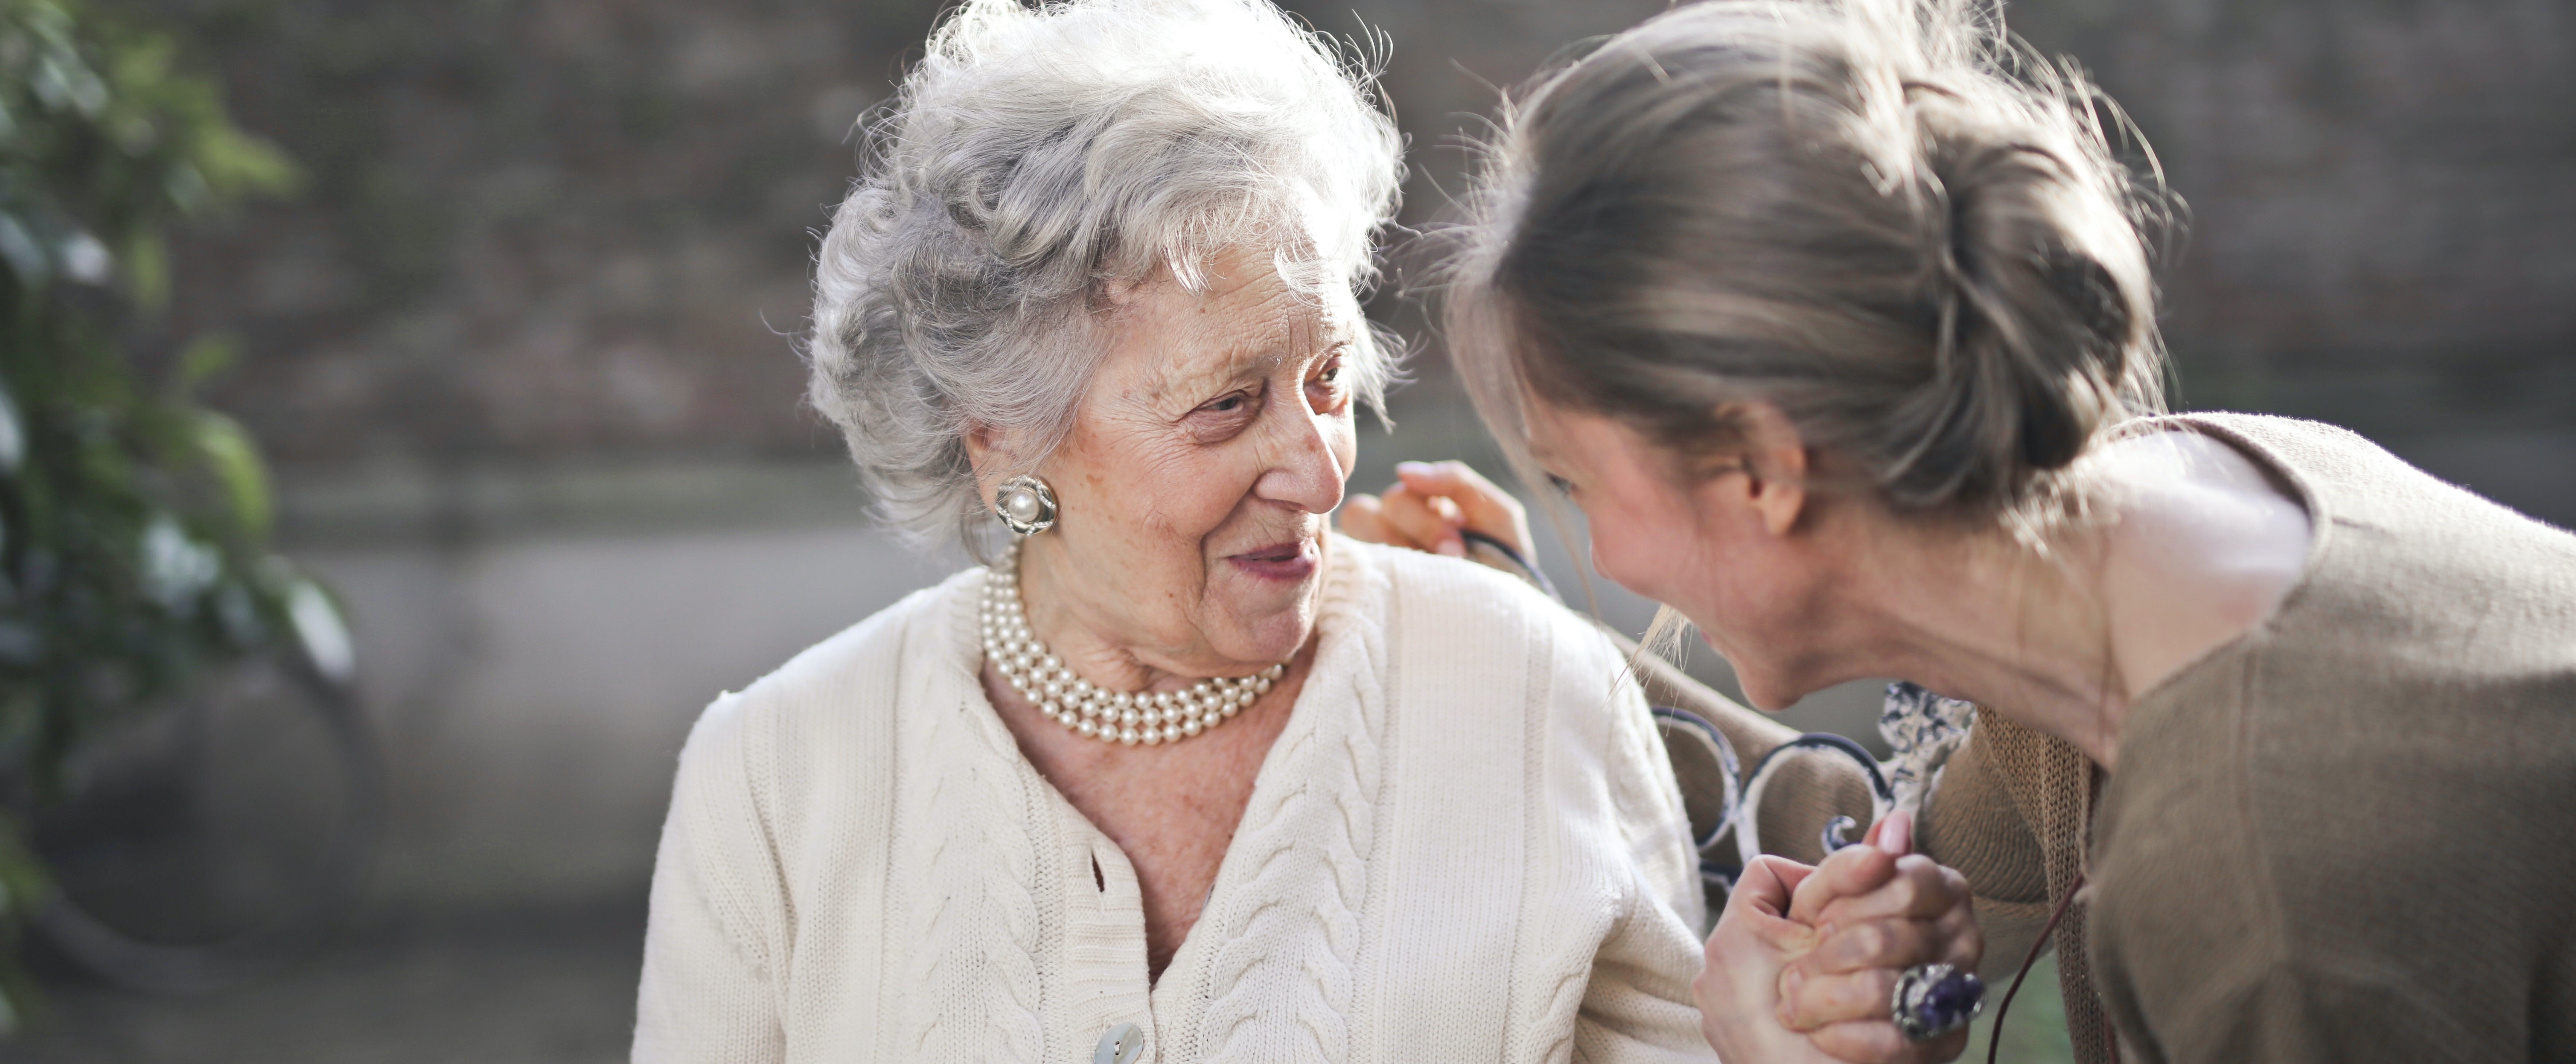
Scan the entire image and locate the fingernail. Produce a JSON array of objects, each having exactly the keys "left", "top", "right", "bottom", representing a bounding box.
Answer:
[
  {"left": 1877, "top": 810, "right": 1912, "bottom": 856},
  {"left": 1436, "top": 539, "right": 1466, "bottom": 557}
]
